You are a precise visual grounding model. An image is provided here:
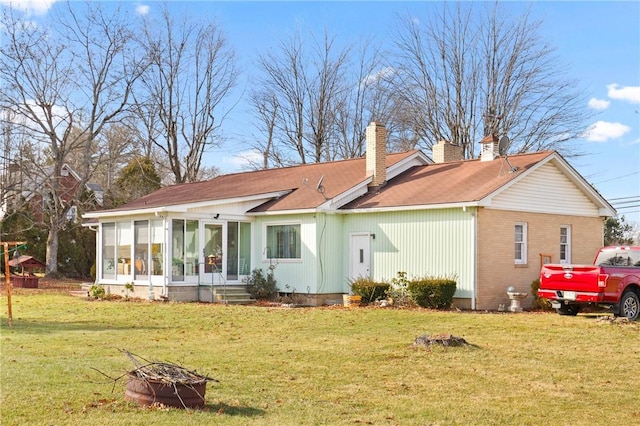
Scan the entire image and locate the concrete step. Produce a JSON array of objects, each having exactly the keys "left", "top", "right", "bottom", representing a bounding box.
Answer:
[{"left": 212, "top": 286, "right": 255, "bottom": 305}]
